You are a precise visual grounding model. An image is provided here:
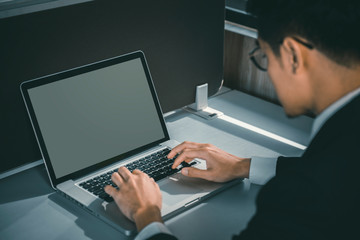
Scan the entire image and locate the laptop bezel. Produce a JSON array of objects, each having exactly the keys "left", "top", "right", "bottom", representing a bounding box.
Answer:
[{"left": 20, "top": 51, "right": 170, "bottom": 187}]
